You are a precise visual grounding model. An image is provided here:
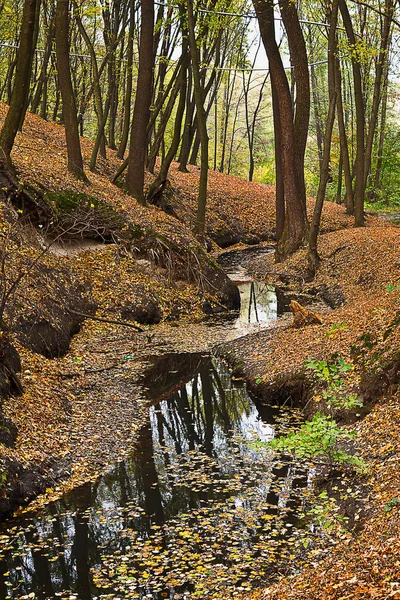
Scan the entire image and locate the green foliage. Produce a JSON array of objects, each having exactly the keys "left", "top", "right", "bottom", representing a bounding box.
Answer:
[
  {"left": 367, "top": 120, "right": 400, "bottom": 208},
  {"left": 269, "top": 413, "right": 357, "bottom": 465},
  {"left": 305, "top": 355, "right": 363, "bottom": 412},
  {"left": 44, "top": 190, "right": 105, "bottom": 215},
  {"left": 384, "top": 497, "right": 400, "bottom": 513},
  {"left": 306, "top": 490, "right": 349, "bottom": 534},
  {"left": 386, "top": 284, "right": 400, "bottom": 293},
  {"left": 350, "top": 333, "right": 377, "bottom": 365},
  {"left": 325, "top": 322, "right": 348, "bottom": 338},
  {"left": 260, "top": 355, "right": 367, "bottom": 474}
]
